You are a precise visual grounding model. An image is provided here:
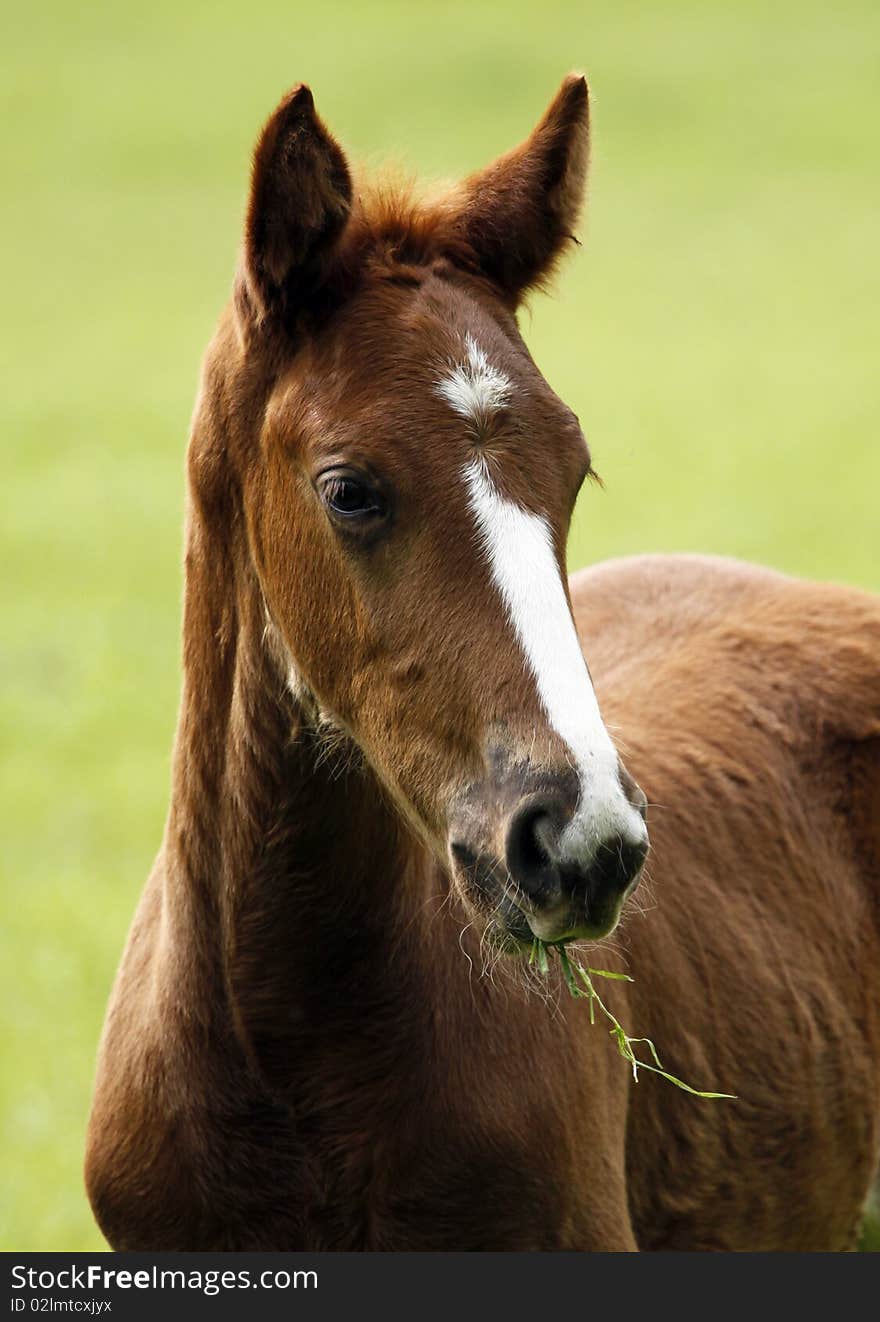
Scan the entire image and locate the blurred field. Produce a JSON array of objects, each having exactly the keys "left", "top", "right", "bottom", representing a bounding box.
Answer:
[{"left": 2, "top": 0, "right": 878, "bottom": 1250}]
